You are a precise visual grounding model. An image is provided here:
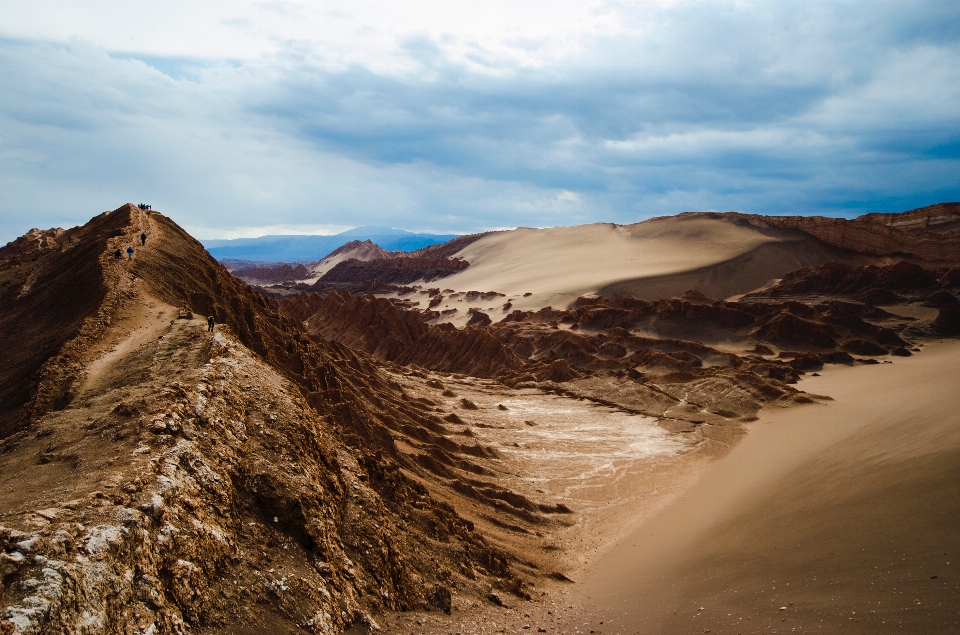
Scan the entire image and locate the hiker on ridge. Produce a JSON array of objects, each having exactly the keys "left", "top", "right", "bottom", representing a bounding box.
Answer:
[
  {"left": 114, "top": 249, "right": 122, "bottom": 261},
  {"left": 140, "top": 232, "right": 147, "bottom": 246},
  {"left": 207, "top": 315, "right": 215, "bottom": 332},
  {"left": 126, "top": 246, "right": 134, "bottom": 260}
]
